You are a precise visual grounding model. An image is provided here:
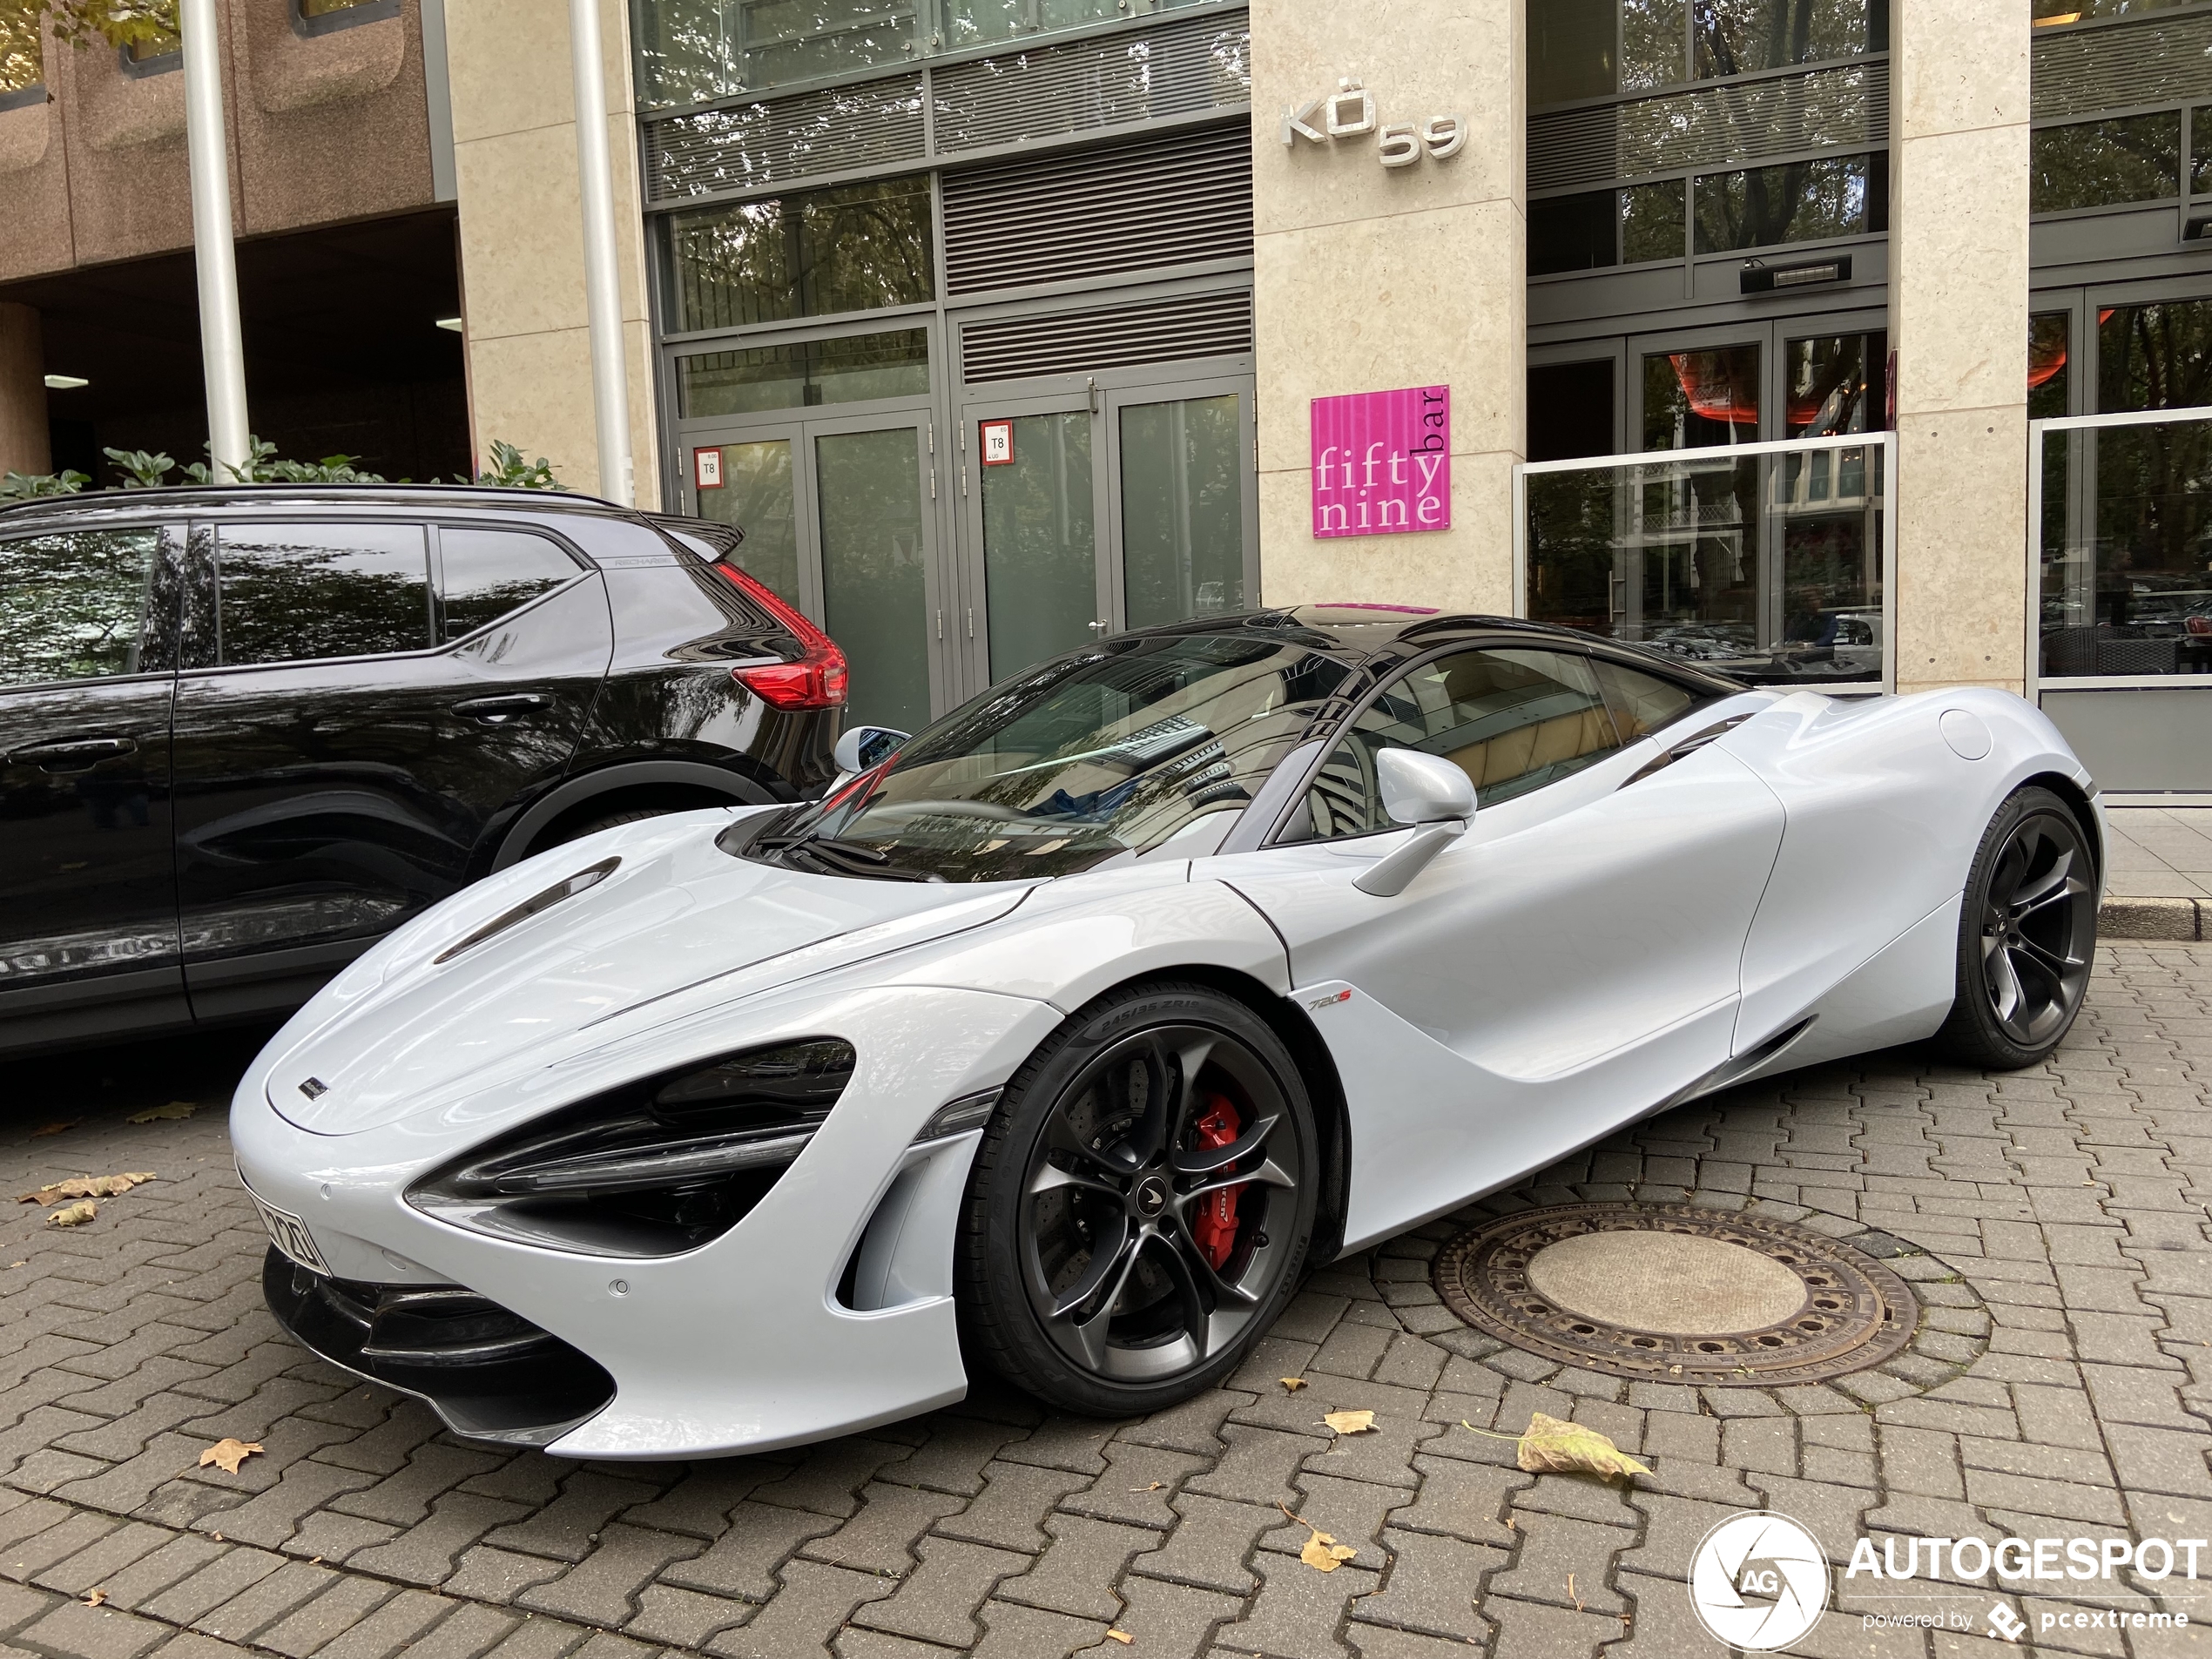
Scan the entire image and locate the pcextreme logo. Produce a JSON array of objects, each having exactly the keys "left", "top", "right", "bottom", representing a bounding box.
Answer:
[{"left": 1689, "top": 1511, "right": 1830, "bottom": 1652}]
